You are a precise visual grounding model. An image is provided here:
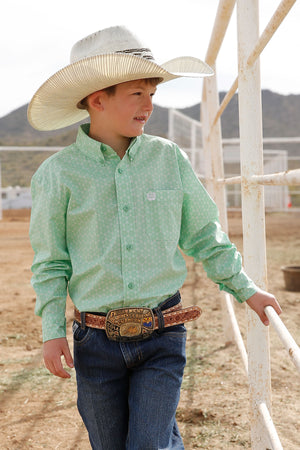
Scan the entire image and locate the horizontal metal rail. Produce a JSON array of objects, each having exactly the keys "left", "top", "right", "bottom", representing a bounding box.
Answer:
[
  {"left": 0, "top": 146, "right": 62, "bottom": 152},
  {"left": 258, "top": 402, "right": 284, "bottom": 450},
  {"left": 205, "top": 0, "right": 236, "bottom": 66},
  {"left": 265, "top": 306, "right": 300, "bottom": 374},
  {"left": 1, "top": 136, "right": 299, "bottom": 153},
  {"left": 223, "top": 295, "right": 299, "bottom": 447},
  {"left": 223, "top": 294, "right": 300, "bottom": 377},
  {"left": 168, "top": 108, "right": 202, "bottom": 126},
  {"left": 224, "top": 293, "right": 248, "bottom": 373},
  {"left": 223, "top": 137, "right": 300, "bottom": 145},
  {"left": 247, "top": 0, "right": 297, "bottom": 67},
  {"left": 218, "top": 169, "right": 300, "bottom": 186},
  {"left": 252, "top": 170, "right": 300, "bottom": 185},
  {"left": 211, "top": 78, "right": 238, "bottom": 129}
]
